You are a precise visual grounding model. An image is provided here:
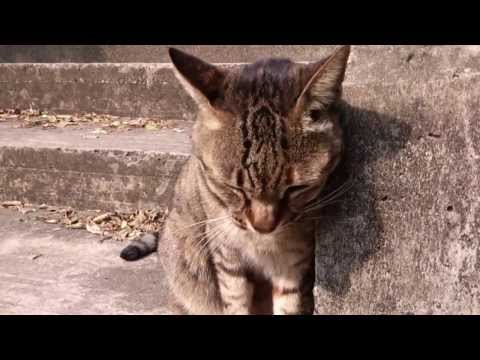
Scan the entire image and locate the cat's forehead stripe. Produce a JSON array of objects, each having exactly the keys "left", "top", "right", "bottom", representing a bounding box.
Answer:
[{"left": 229, "top": 58, "right": 302, "bottom": 115}]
